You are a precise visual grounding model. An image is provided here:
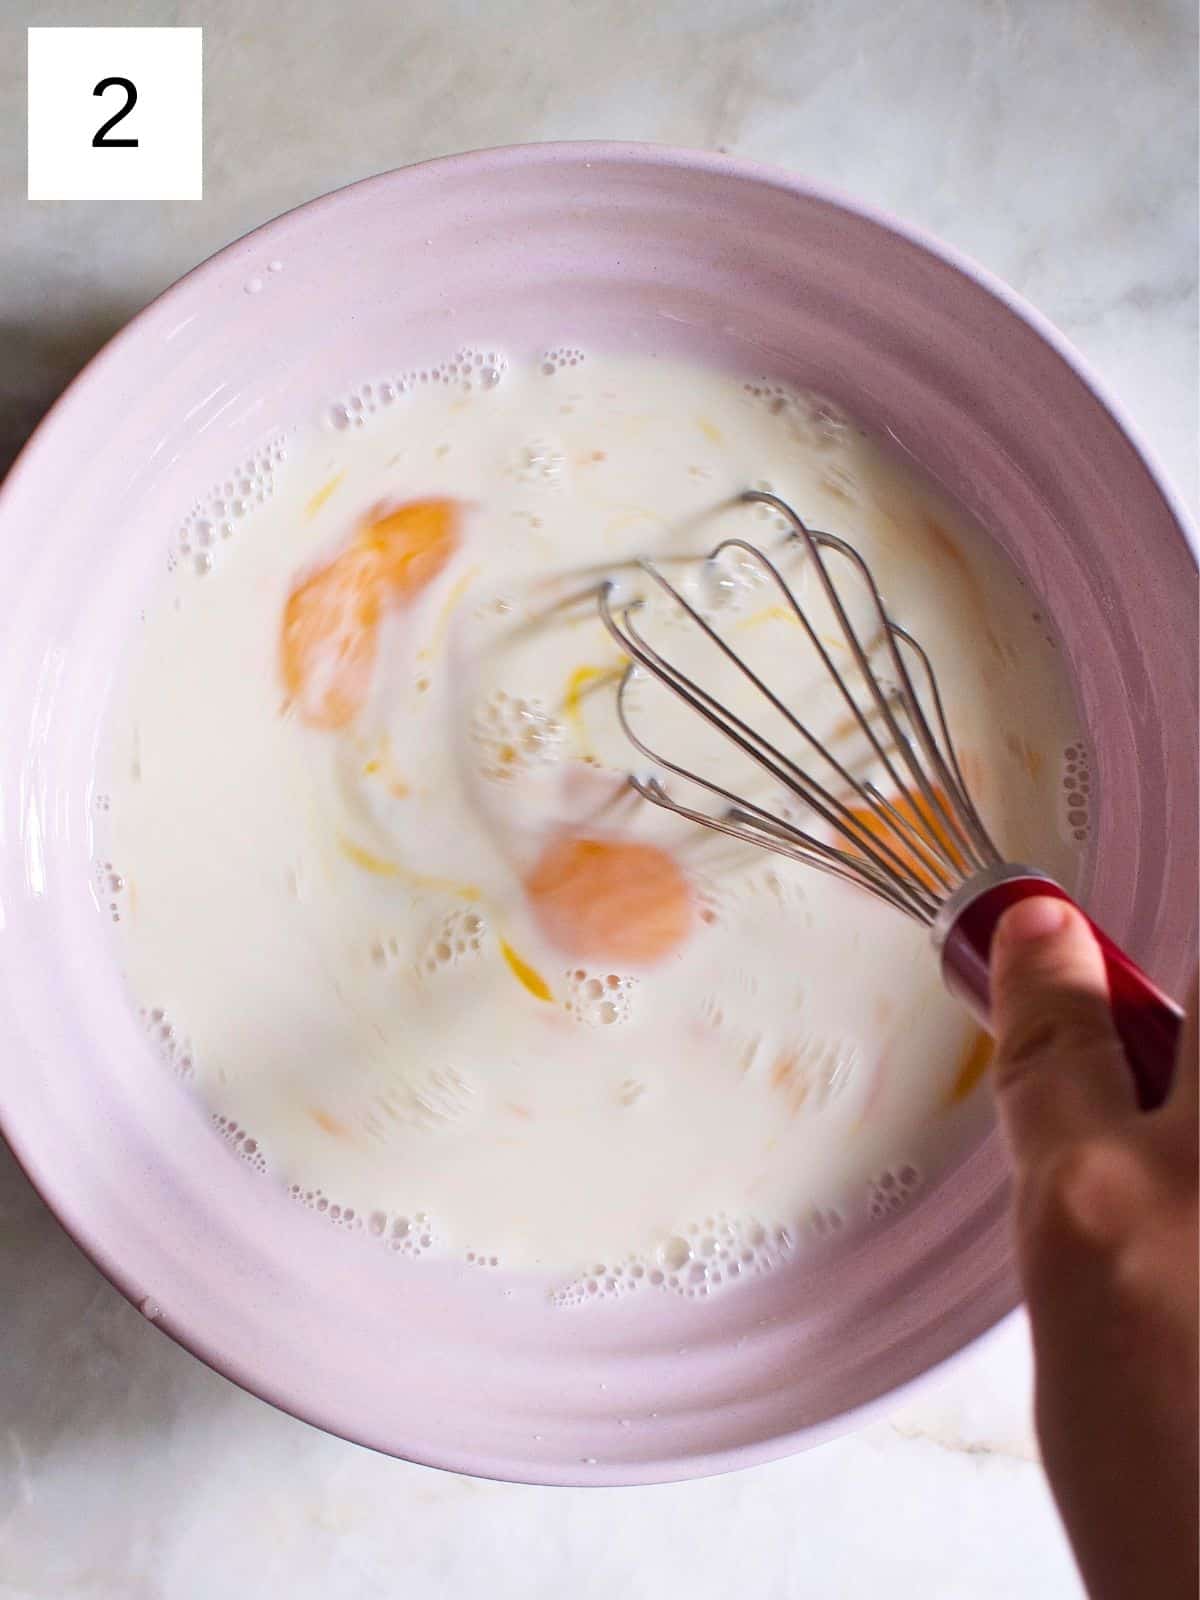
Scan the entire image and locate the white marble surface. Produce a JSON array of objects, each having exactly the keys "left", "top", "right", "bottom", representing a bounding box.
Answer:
[{"left": 0, "top": 1, "right": 1195, "bottom": 1595}]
